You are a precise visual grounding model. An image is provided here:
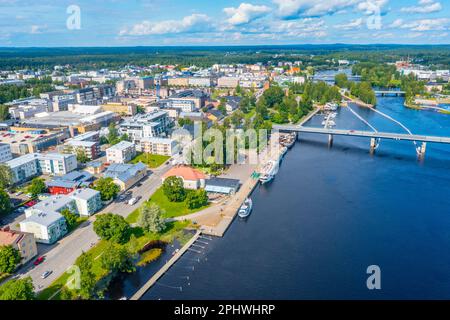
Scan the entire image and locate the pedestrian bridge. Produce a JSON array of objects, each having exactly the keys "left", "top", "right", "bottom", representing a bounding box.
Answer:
[{"left": 374, "top": 90, "right": 405, "bottom": 96}]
